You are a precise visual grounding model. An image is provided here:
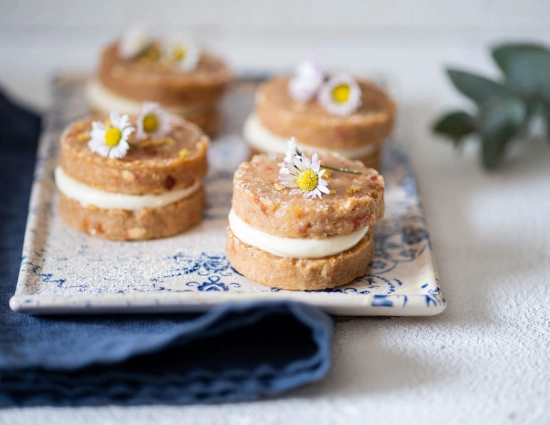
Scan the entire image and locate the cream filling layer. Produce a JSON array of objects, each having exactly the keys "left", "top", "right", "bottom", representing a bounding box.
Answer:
[
  {"left": 55, "top": 167, "right": 200, "bottom": 210},
  {"left": 228, "top": 209, "right": 368, "bottom": 259},
  {"left": 86, "top": 79, "right": 208, "bottom": 115},
  {"left": 243, "top": 114, "right": 378, "bottom": 159}
]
